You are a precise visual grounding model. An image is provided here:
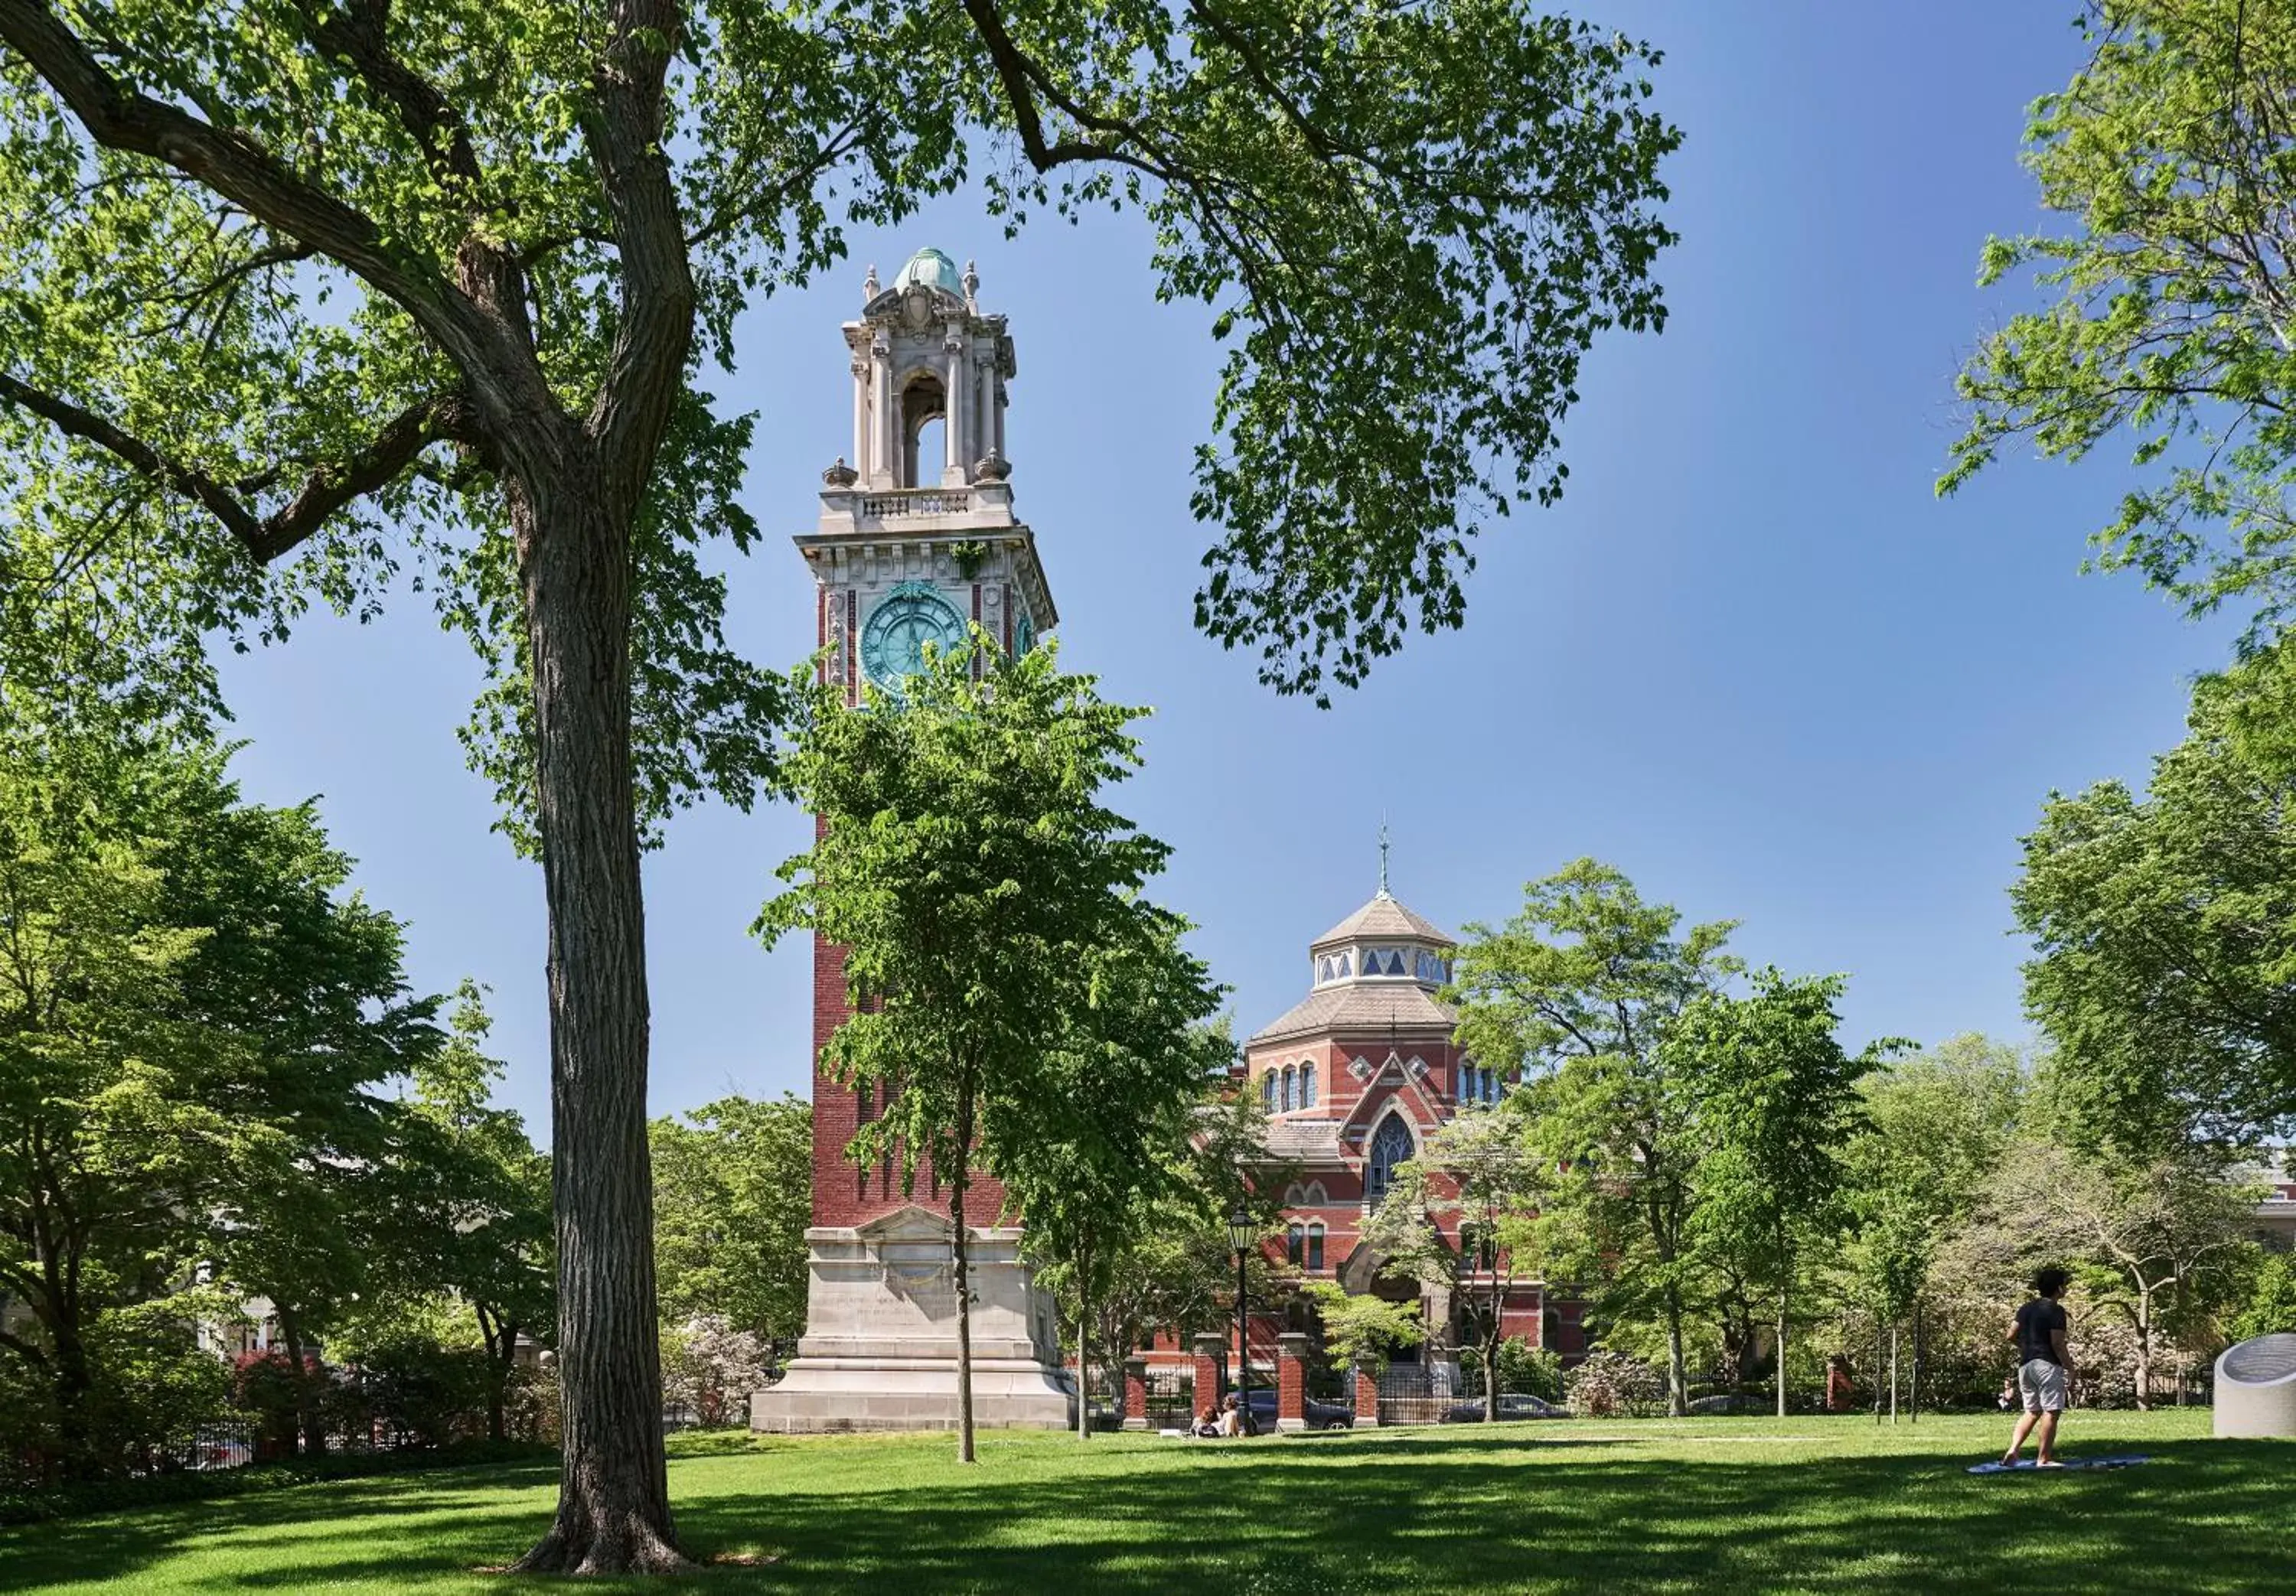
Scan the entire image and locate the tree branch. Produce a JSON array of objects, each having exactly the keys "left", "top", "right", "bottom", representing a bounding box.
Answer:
[
  {"left": 0, "top": 373, "right": 468, "bottom": 562},
  {"left": 0, "top": 0, "right": 501, "bottom": 374},
  {"left": 581, "top": 0, "right": 695, "bottom": 506}
]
